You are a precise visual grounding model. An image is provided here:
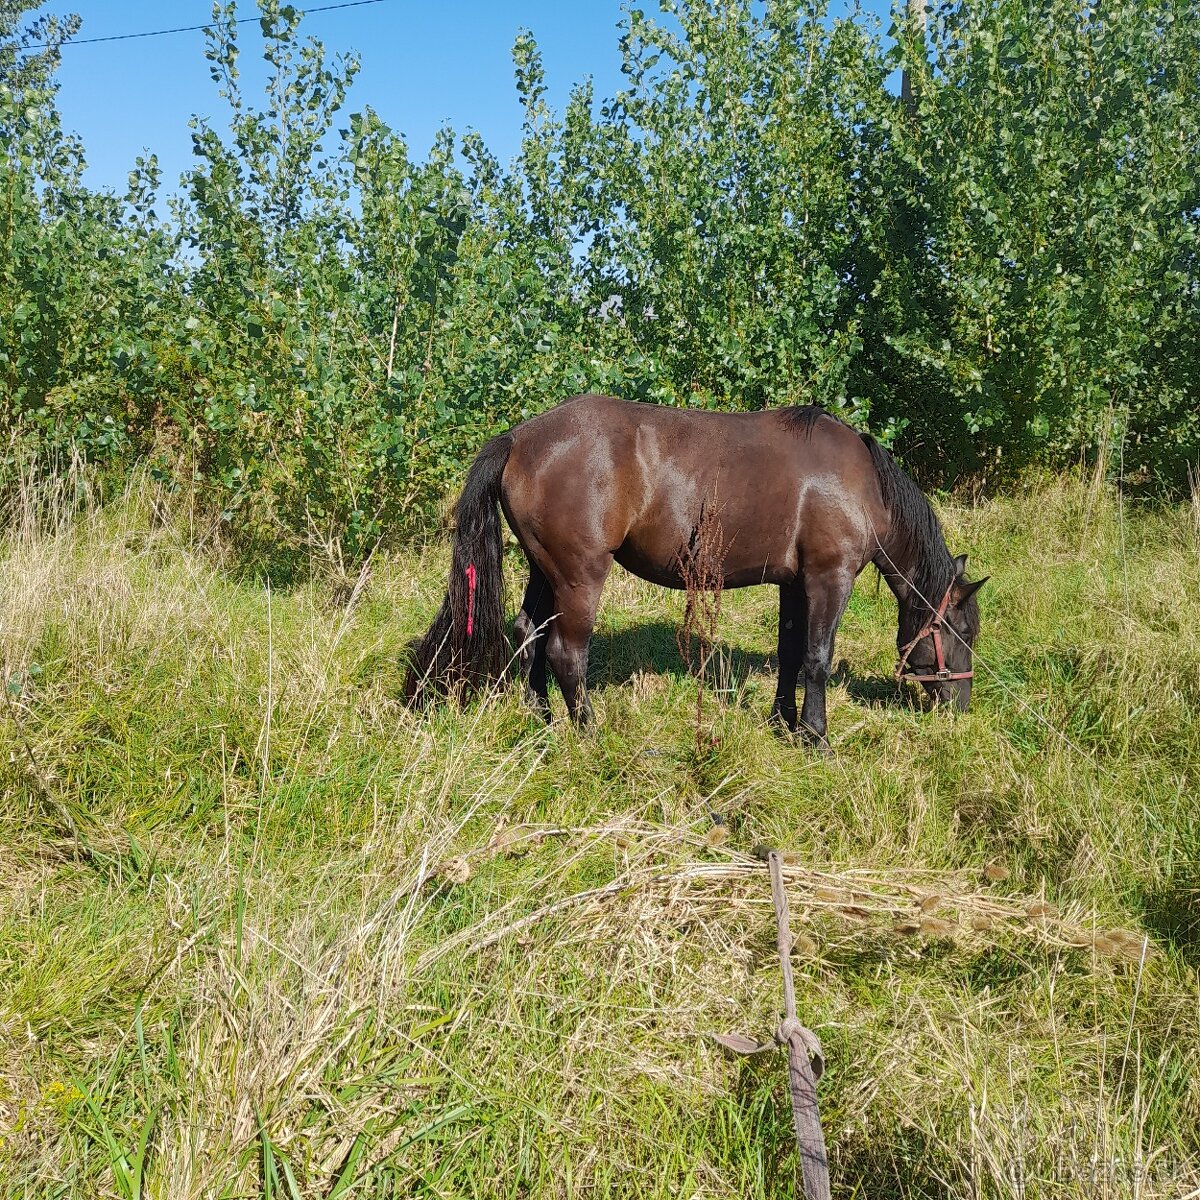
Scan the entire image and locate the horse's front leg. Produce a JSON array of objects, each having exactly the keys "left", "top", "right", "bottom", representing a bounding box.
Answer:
[
  {"left": 798, "top": 567, "right": 854, "bottom": 747},
  {"left": 771, "top": 582, "right": 806, "bottom": 732}
]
